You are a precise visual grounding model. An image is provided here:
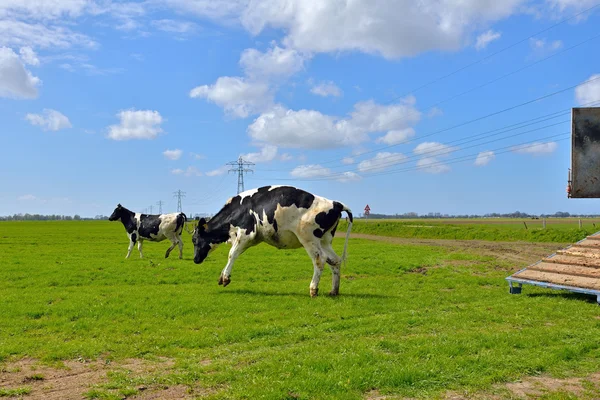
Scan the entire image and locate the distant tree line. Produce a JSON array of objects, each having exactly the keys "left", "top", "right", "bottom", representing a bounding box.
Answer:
[
  {"left": 0, "top": 214, "right": 108, "bottom": 221},
  {"left": 361, "top": 211, "right": 600, "bottom": 219}
]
